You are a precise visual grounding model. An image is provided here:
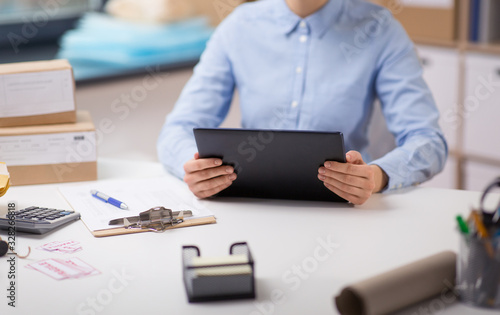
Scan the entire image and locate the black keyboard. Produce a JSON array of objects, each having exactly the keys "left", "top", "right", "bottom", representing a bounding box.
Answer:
[{"left": 0, "top": 206, "right": 80, "bottom": 234}]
